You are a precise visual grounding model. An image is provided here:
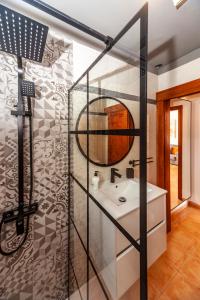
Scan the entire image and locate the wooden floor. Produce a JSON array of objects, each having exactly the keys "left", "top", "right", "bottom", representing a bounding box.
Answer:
[
  {"left": 170, "top": 164, "right": 182, "bottom": 209},
  {"left": 122, "top": 206, "right": 200, "bottom": 300}
]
